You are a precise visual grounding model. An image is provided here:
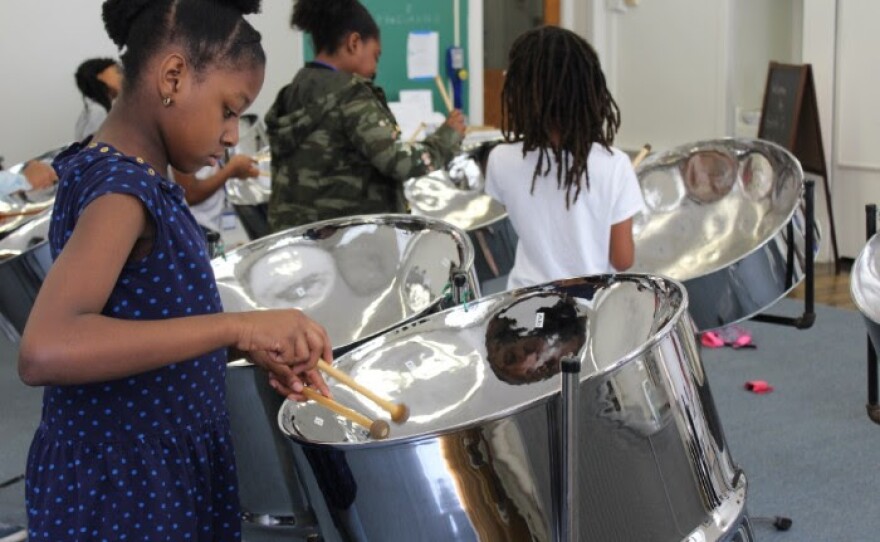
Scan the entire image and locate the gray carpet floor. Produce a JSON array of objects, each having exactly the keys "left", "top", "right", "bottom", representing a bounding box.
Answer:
[
  {"left": 701, "top": 298, "right": 880, "bottom": 541},
  {"left": 1, "top": 296, "right": 878, "bottom": 541}
]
